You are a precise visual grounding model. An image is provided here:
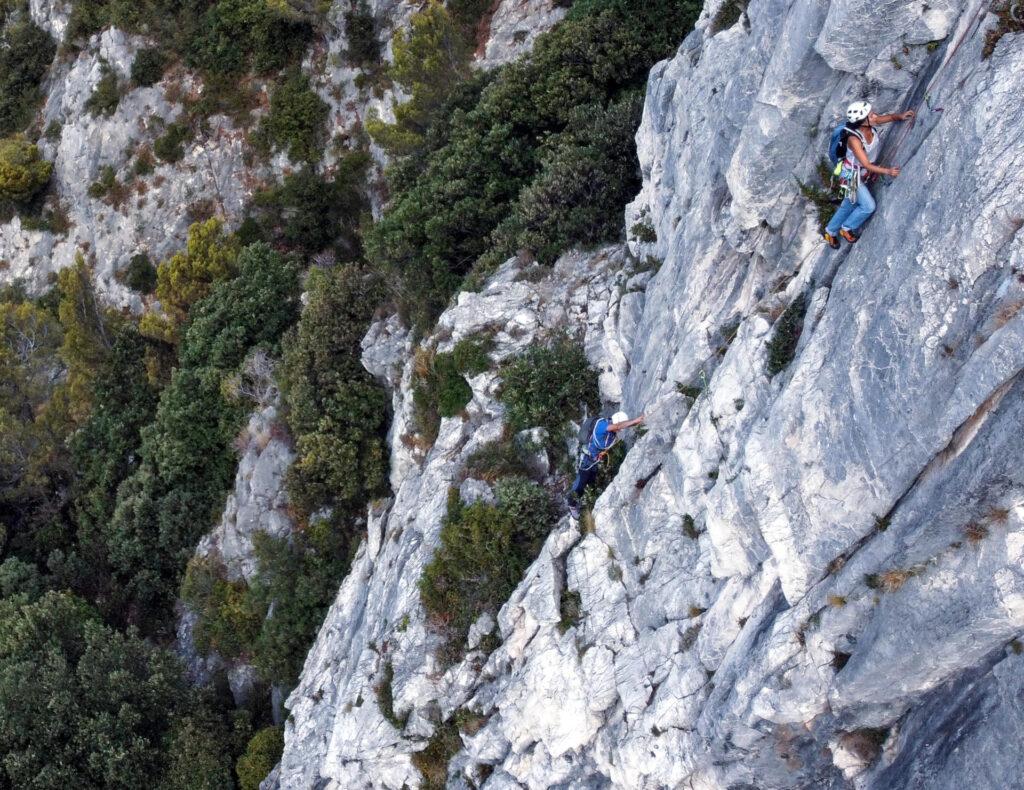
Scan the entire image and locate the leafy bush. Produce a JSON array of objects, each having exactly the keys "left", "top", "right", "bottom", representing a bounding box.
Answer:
[
  {"left": 0, "top": 557, "right": 43, "bottom": 599},
  {"left": 766, "top": 293, "right": 808, "bottom": 377},
  {"left": 86, "top": 164, "right": 130, "bottom": 207},
  {"left": 254, "top": 70, "right": 329, "bottom": 163},
  {"left": 142, "top": 217, "right": 240, "bottom": 342},
  {"left": 434, "top": 353, "right": 473, "bottom": 417},
  {"left": 248, "top": 516, "right": 356, "bottom": 688},
  {"left": 365, "top": 2, "right": 472, "bottom": 156},
  {"left": 131, "top": 47, "right": 168, "bottom": 86},
  {"left": 463, "top": 439, "right": 529, "bottom": 482},
  {"left": 180, "top": 555, "right": 262, "bottom": 658},
  {"left": 0, "top": 590, "right": 189, "bottom": 788},
  {"left": 411, "top": 334, "right": 493, "bottom": 439},
  {"left": 249, "top": 155, "right": 369, "bottom": 255},
  {"left": 66, "top": 326, "right": 158, "bottom": 604},
  {"left": 121, "top": 149, "right": 153, "bottom": 182},
  {"left": 489, "top": 93, "right": 645, "bottom": 266},
  {"left": 84, "top": 62, "right": 122, "bottom": 117},
  {"left": 279, "top": 265, "right": 388, "bottom": 519},
  {"left": 499, "top": 335, "right": 599, "bottom": 446},
  {"left": 56, "top": 257, "right": 116, "bottom": 423},
  {"left": 236, "top": 726, "right": 283, "bottom": 790},
  {"left": 154, "top": 121, "right": 191, "bottom": 163},
  {"left": 630, "top": 219, "right": 657, "bottom": 244},
  {"left": 186, "top": 0, "right": 313, "bottom": 76},
  {"left": 558, "top": 588, "right": 581, "bottom": 632},
  {"left": 344, "top": 0, "right": 379, "bottom": 66},
  {"left": 493, "top": 475, "right": 557, "bottom": 554},
  {"left": 374, "top": 660, "right": 408, "bottom": 730},
  {"left": 0, "top": 295, "right": 73, "bottom": 565},
  {"left": 420, "top": 480, "right": 556, "bottom": 663},
  {"left": 161, "top": 707, "right": 244, "bottom": 790},
  {"left": 411, "top": 719, "right": 461, "bottom": 790},
  {"left": 366, "top": 0, "right": 701, "bottom": 328},
  {"left": 0, "top": 135, "right": 52, "bottom": 204},
  {"left": 0, "top": 18, "right": 55, "bottom": 136},
  {"left": 450, "top": 334, "right": 493, "bottom": 375},
  {"left": 123, "top": 252, "right": 158, "bottom": 293}
]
